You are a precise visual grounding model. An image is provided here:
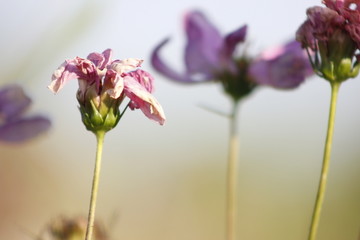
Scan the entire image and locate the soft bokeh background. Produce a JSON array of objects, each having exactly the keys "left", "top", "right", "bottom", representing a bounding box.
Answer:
[{"left": 1, "top": 0, "right": 360, "bottom": 239}]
